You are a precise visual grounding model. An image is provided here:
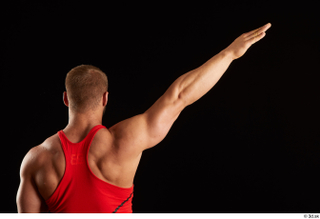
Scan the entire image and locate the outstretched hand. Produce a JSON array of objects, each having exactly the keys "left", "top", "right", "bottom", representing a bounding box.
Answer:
[{"left": 225, "top": 23, "right": 272, "bottom": 60}]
